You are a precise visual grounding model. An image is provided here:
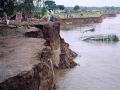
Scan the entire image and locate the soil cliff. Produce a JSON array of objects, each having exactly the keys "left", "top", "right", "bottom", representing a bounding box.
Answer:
[{"left": 0, "top": 22, "right": 77, "bottom": 90}]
